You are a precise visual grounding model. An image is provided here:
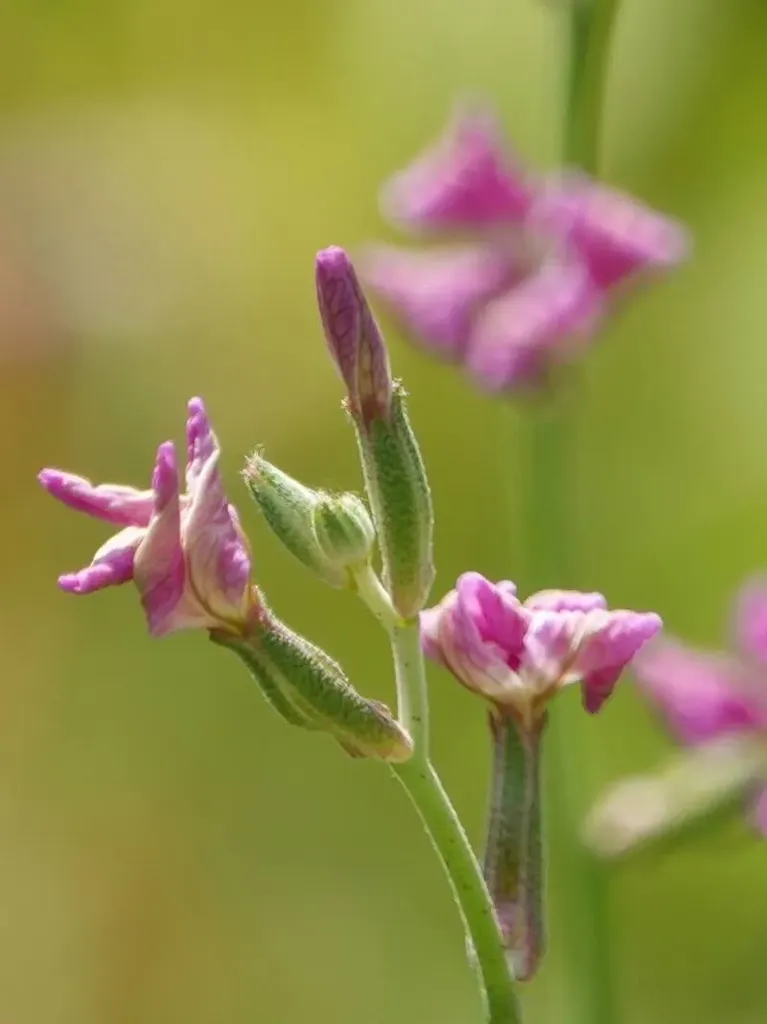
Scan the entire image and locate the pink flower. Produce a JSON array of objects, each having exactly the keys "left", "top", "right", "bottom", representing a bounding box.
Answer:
[
  {"left": 38, "top": 398, "right": 255, "bottom": 637},
  {"left": 633, "top": 578, "right": 767, "bottom": 832},
  {"left": 421, "top": 573, "right": 661, "bottom": 724},
  {"left": 364, "top": 104, "right": 687, "bottom": 392}
]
